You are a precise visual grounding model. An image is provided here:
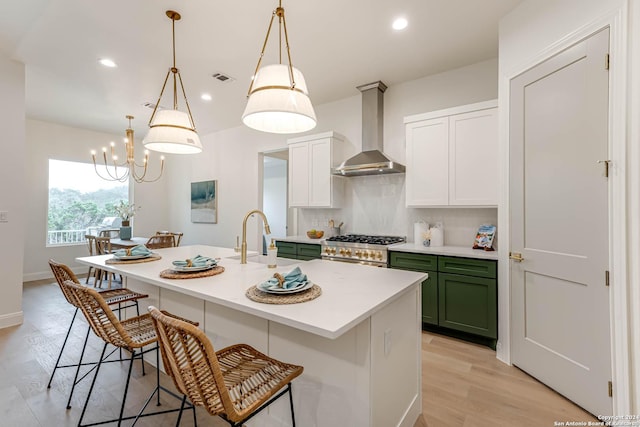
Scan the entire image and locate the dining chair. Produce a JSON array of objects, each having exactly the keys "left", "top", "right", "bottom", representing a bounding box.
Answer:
[
  {"left": 61, "top": 280, "right": 196, "bottom": 427},
  {"left": 47, "top": 260, "right": 148, "bottom": 410},
  {"left": 94, "top": 236, "right": 118, "bottom": 288},
  {"left": 156, "top": 230, "right": 183, "bottom": 246},
  {"left": 146, "top": 234, "right": 176, "bottom": 249},
  {"left": 149, "top": 306, "right": 304, "bottom": 427},
  {"left": 84, "top": 234, "right": 97, "bottom": 284}
]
